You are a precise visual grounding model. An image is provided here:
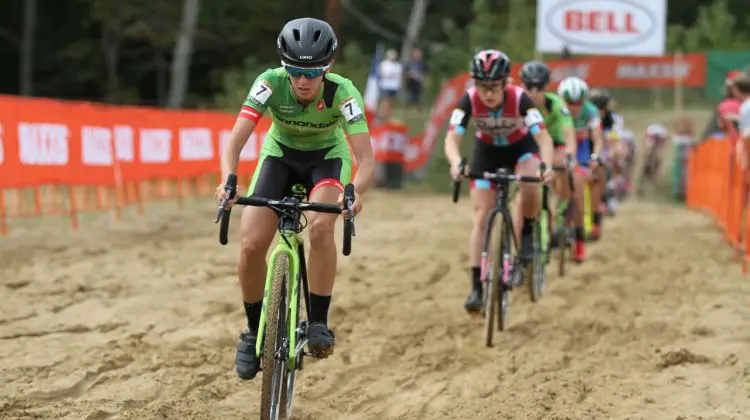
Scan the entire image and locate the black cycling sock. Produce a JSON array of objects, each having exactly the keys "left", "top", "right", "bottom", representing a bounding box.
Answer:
[
  {"left": 471, "top": 266, "right": 481, "bottom": 292},
  {"left": 522, "top": 218, "right": 535, "bottom": 235},
  {"left": 575, "top": 226, "right": 586, "bottom": 241},
  {"left": 309, "top": 293, "right": 332, "bottom": 325},
  {"left": 243, "top": 301, "right": 263, "bottom": 334},
  {"left": 593, "top": 212, "right": 603, "bottom": 225}
]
